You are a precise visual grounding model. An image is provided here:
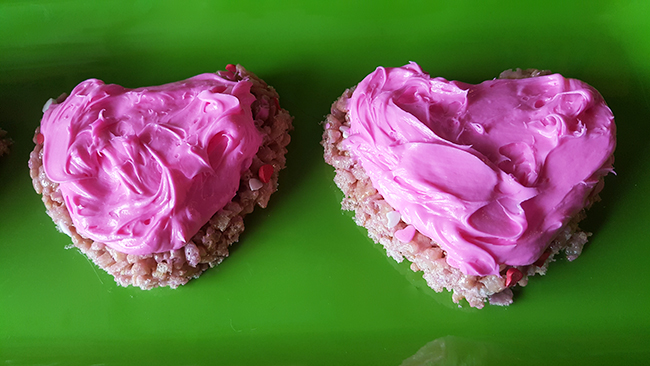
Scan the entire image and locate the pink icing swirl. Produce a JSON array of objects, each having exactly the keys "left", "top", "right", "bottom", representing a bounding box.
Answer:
[
  {"left": 40, "top": 74, "right": 263, "bottom": 255},
  {"left": 343, "top": 62, "right": 616, "bottom": 276}
]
